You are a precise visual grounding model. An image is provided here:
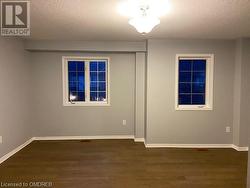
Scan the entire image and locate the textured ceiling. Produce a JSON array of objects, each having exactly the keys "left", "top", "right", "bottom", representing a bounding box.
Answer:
[{"left": 27, "top": 0, "right": 250, "bottom": 40}]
